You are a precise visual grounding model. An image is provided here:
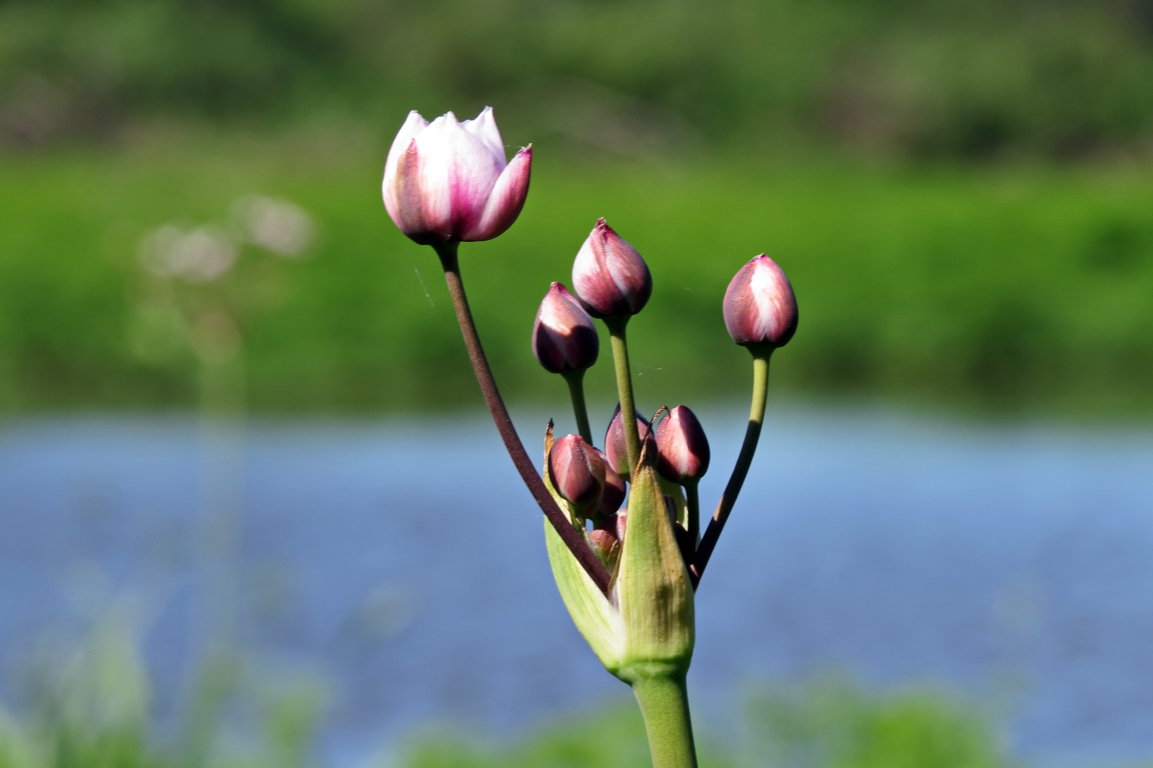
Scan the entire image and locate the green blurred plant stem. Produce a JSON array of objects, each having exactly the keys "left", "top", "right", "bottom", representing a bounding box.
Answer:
[
  {"left": 433, "top": 241, "right": 611, "bottom": 594},
  {"left": 562, "top": 369, "right": 594, "bottom": 444},
  {"left": 605, "top": 316, "right": 641, "bottom": 471},
  {"left": 632, "top": 673, "right": 698, "bottom": 768},
  {"left": 691, "top": 350, "right": 771, "bottom": 587},
  {"left": 684, "top": 479, "right": 700, "bottom": 547}
]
